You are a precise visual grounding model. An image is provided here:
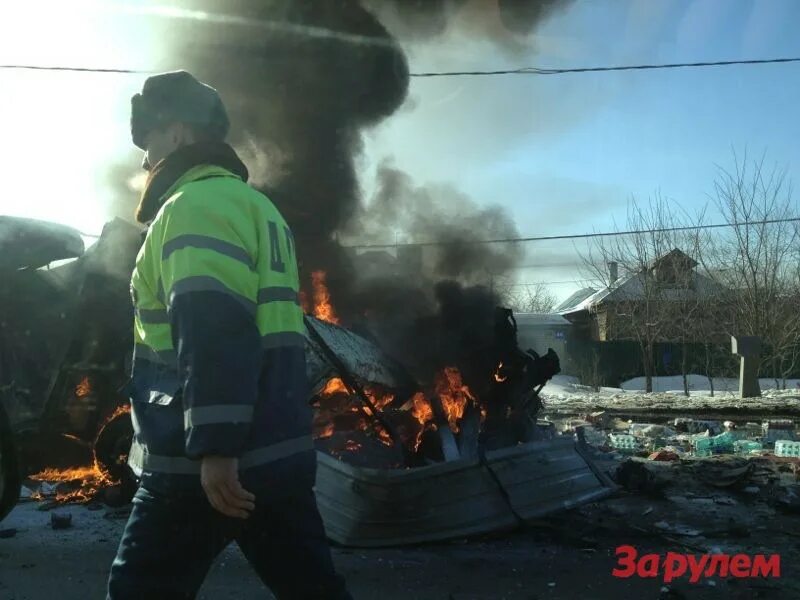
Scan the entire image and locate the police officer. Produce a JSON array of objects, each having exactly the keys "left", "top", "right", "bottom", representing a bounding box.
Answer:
[{"left": 107, "top": 71, "right": 351, "bottom": 599}]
